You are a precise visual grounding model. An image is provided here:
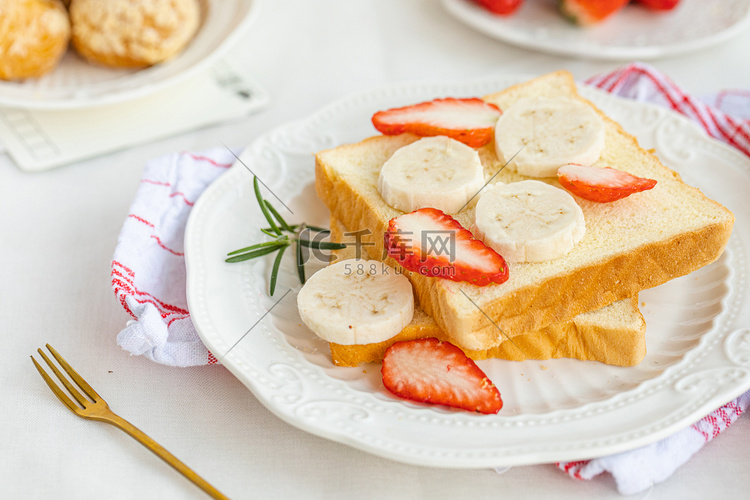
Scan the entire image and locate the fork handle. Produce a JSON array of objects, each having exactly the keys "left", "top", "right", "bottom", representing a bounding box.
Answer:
[{"left": 105, "top": 414, "right": 230, "bottom": 500}]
